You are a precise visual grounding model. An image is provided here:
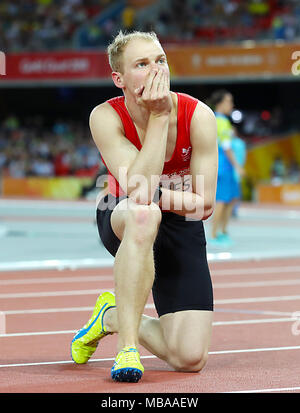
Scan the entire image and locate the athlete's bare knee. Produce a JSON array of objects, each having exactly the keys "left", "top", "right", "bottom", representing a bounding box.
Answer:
[
  {"left": 126, "top": 202, "right": 161, "bottom": 244},
  {"left": 111, "top": 199, "right": 161, "bottom": 242},
  {"left": 167, "top": 347, "right": 209, "bottom": 373}
]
